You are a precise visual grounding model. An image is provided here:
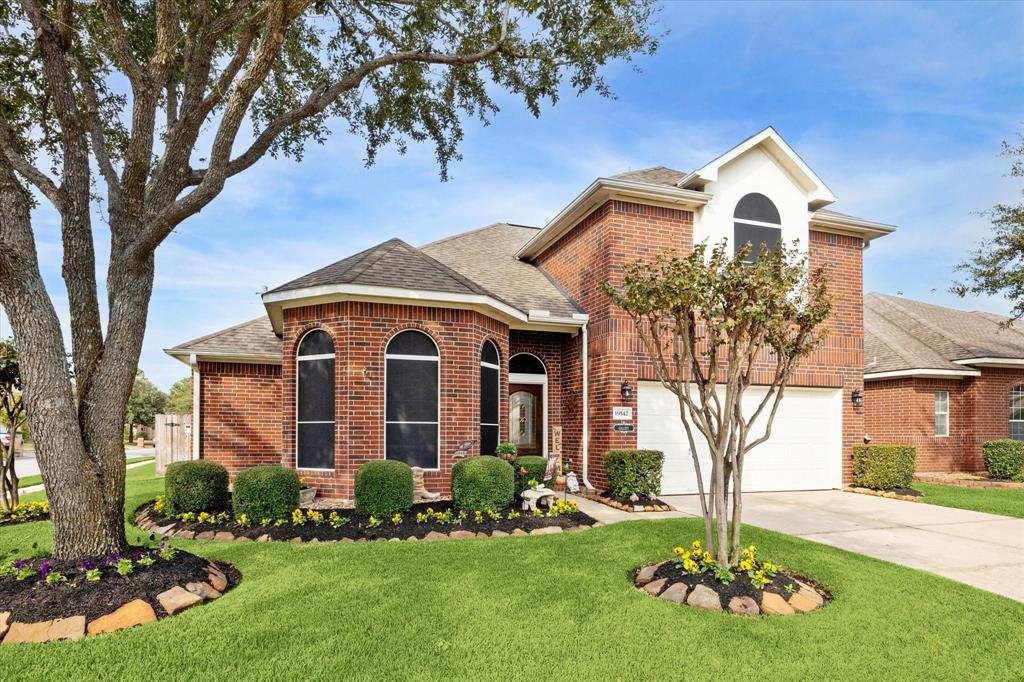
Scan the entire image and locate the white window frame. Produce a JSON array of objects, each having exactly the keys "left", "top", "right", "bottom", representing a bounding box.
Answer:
[
  {"left": 1010, "top": 384, "right": 1024, "bottom": 441},
  {"left": 734, "top": 193, "right": 782, "bottom": 264},
  {"left": 480, "top": 341, "right": 500, "bottom": 454},
  {"left": 296, "top": 329, "right": 336, "bottom": 471},
  {"left": 508, "top": 352, "right": 548, "bottom": 457},
  {"left": 384, "top": 330, "right": 441, "bottom": 471},
  {"left": 934, "top": 390, "right": 949, "bottom": 437}
]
